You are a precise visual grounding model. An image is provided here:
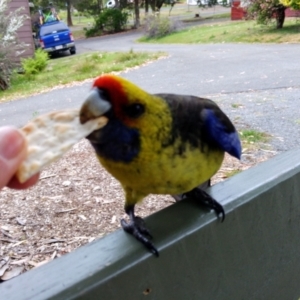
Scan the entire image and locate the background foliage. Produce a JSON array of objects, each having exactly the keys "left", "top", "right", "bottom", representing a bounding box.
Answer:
[{"left": 85, "top": 8, "right": 129, "bottom": 36}]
